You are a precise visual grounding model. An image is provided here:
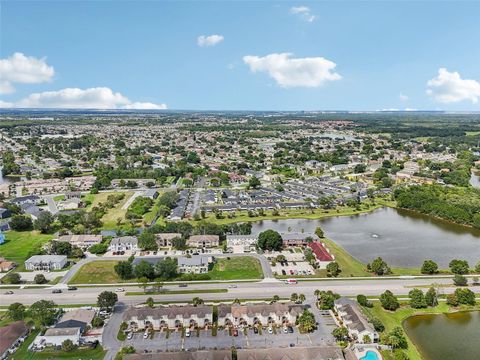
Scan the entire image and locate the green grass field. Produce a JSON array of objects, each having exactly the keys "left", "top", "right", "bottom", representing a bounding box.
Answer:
[
  {"left": 361, "top": 301, "right": 480, "bottom": 360},
  {"left": 68, "top": 260, "right": 123, "bottom": 284},
  {"left": 84, "top": 191, "right": 134, "bottom": 229},
  {"left": 209, "top": 257, "right": 263, "bottom": 280},
  {"left": 143, "top": 190, "right": 165, "bottom": 224},
  {"left": 0, "top": 230, "right": 54, "bottom": 264}
]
